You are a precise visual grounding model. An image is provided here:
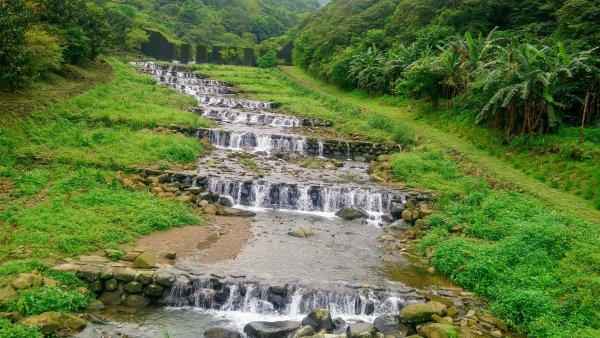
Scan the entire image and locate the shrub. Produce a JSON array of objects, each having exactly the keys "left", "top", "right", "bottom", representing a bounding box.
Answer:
[
  {"left": 257, "top": 50, "right": 277, "bottom": 68},
  {"left": 0, "top": 0, "right": 32, "bottom": 89},
  {"left": 3, "top": 287, "right": 91, "bottom": 316},
  {"left": 0, "top": 320, "right": 40, "bottom": 338},
  {"left": 23, "top": 24, "right": 64, "bottom": 79},
  {"left": 395, "top": 56, "right": 448, "bottom": 106}
]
